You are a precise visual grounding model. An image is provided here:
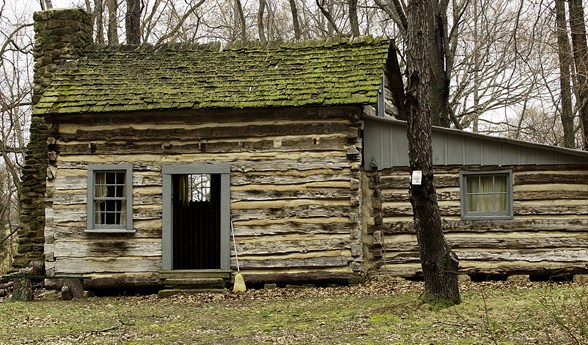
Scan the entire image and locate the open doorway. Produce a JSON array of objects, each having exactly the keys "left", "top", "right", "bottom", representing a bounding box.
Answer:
[
  {"left": 172, "top": 174, "right": 221, "bottom": 269},
  {"left": 162, "top": 164, "right": 231, "bottom": 272}
]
